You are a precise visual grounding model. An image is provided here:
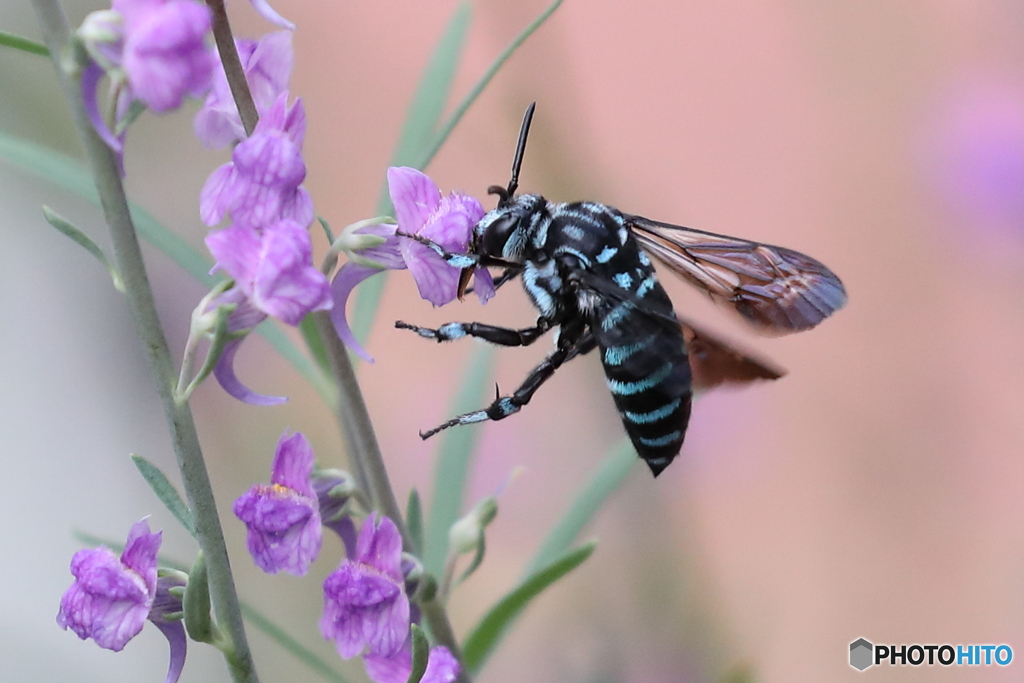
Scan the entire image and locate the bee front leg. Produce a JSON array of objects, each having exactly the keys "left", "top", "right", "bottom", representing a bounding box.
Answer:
[{"left": 395, "top": 319, "right": 552, "bottom": 347}]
